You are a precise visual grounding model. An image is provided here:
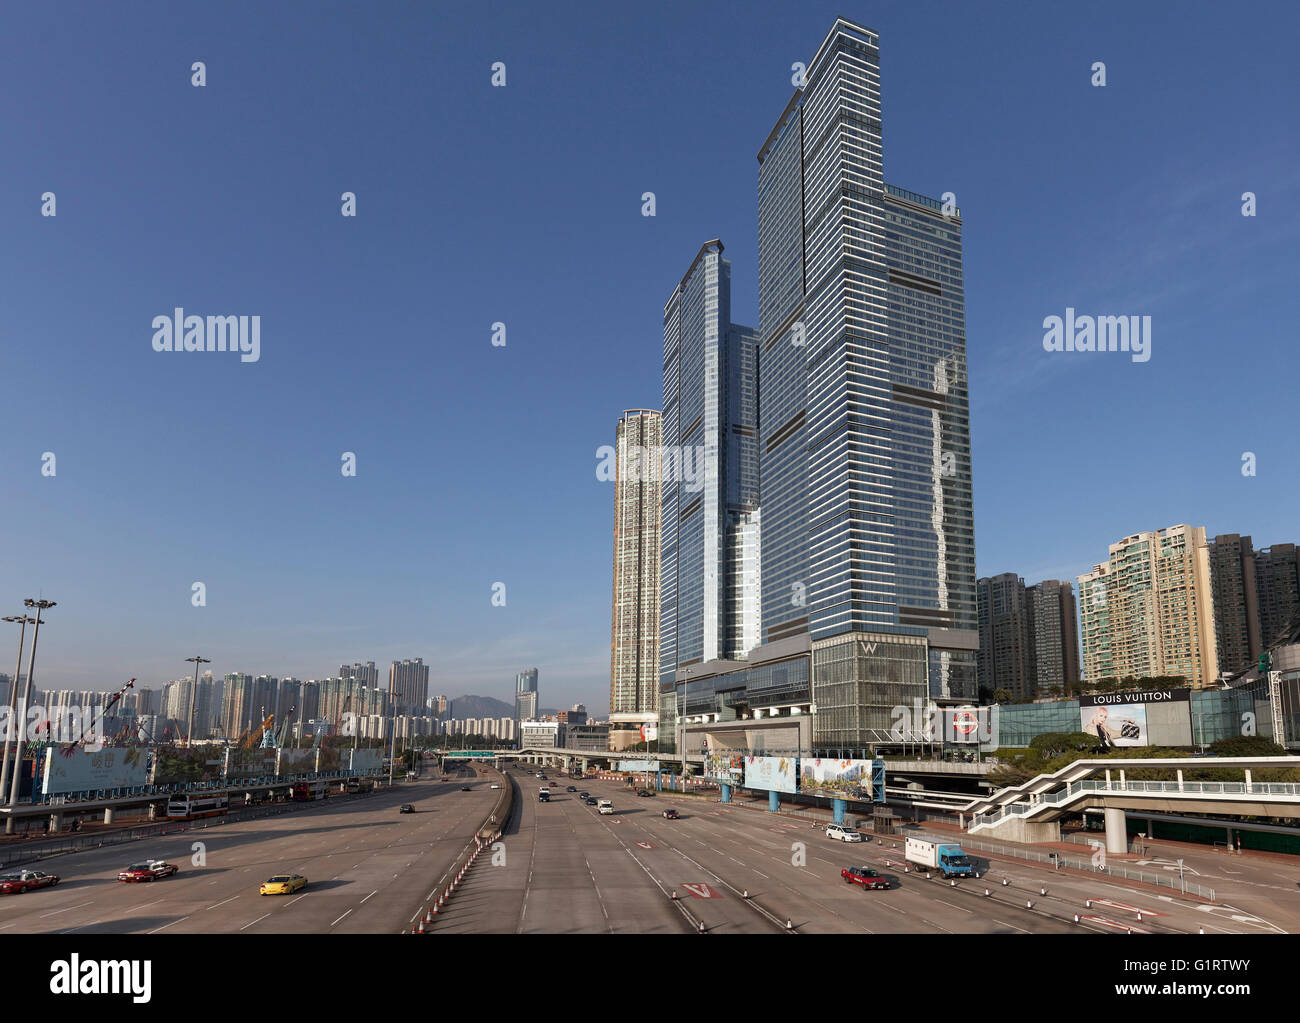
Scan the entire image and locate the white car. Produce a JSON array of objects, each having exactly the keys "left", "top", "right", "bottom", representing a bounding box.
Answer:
[
  {"left": 490, "top": 783, "right": 500, "bottom": 789},
  {"left": 826, "top": 824, "right": 865, "bottom": 843}
]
